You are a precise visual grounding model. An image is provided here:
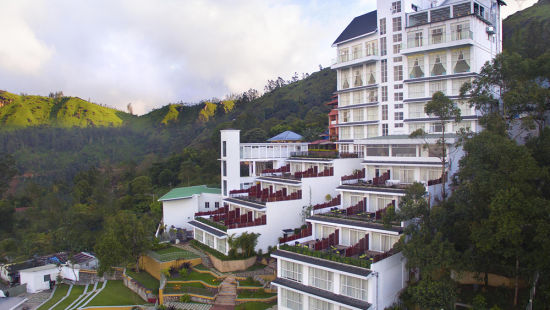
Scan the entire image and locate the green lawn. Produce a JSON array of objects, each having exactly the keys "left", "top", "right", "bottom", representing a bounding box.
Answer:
[
  {"left": 244, "top": 263, "right": 266, "bottom": 272},
  {"left": 169, "top": 270, "right": 222, "bottom": 285},
  {"left": 164, "top": 282, "right": 216, "bottom": 297},
  {"left": 37, "top": 284, "right": 69, "bottom": 310},
  {"left": 150, "top": 246, "right": 199, "bottom": 262},
  {"left": 238, "top": 277, "right": 263, "bottom": 287},
  {"left": 126, "top": 270, "right": 160, "bottom": 292},
  {"left": 193, "top": 264, "right": 208, "bottom": 271},
  {"left": 235, "top": 301, "right": 277, "bottom": 310},
  {"left": 87, "top": 281, "right": 145, "bottom": 306},
  {"left": 52, "top": 285, "right": 85, "bottom": 310},
  {"left": 237, "top": 289, "right": 277, "bottom": 299}
]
